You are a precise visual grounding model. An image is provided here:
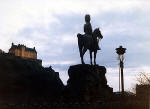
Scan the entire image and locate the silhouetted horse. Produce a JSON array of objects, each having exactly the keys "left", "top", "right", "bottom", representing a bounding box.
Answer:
[{"left": 77, "top": 28, "right": 103, "bottom": 65}]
